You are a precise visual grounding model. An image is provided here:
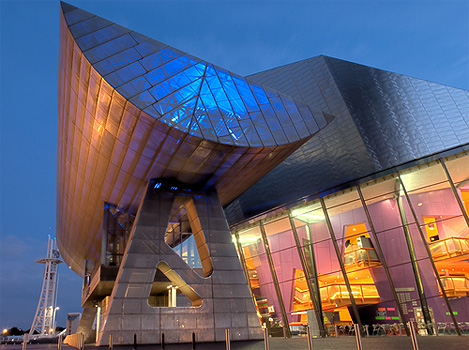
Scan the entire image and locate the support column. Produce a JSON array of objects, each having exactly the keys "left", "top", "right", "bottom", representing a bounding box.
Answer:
[
  {"left": 397, "top": 174, "right": 461, "bottom": 336},
  {"left": 259, "top": 221, "right": 292, "bottom": 338},
  {"left": 356, "top": 185, "right": 410, "bottom": 336},
  {"left": 96, "top": 179, "right": 262, "bottom": 345},
  {"left": 96, "top": 306, "right": 101, "bottom": 341},
  {"left": 394, "top": 178, "right": 433, "bottom": 332},
  {"left": 288, "top": 213, "right": 326, "bottom": 337},
  {"left": 319, "top": 198, "right": 363, "bottom": 335},
  {"left": 233, "top": 230, "right": 255, "bottom": 294}
]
